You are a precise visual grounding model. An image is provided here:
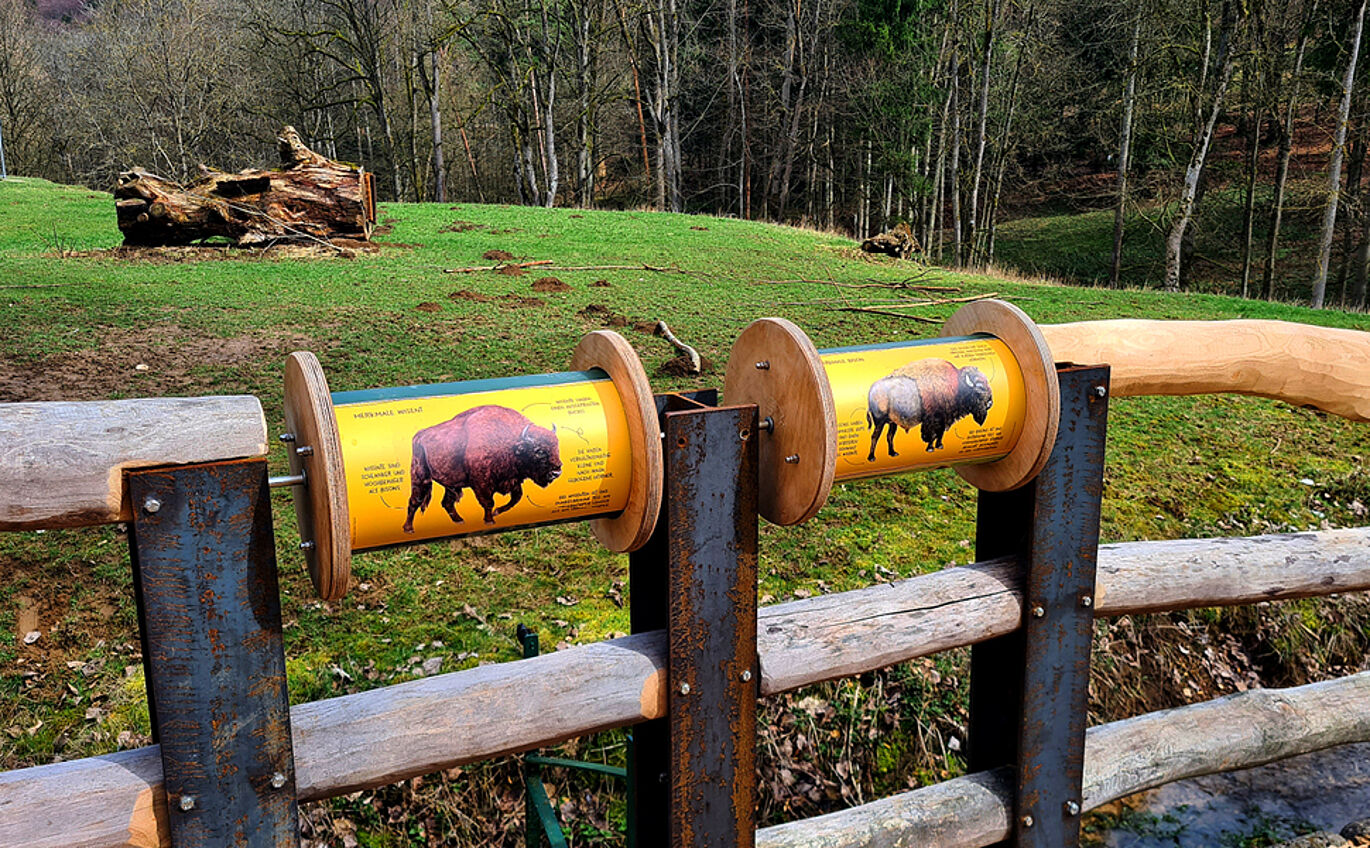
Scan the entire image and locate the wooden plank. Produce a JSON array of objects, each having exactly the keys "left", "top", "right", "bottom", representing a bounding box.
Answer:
[
  {"left": 4, "top": 528, "right": 1370, "bottom": 848},
  {"left": 0, "top": 396, "right": 268, "bottom": 530},
  {"left": 1040, "top": 319, "right": 1370, "bottom": 421},
  {"left": 754, "top": 672, "right": 1370, "bottom": 848}
]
